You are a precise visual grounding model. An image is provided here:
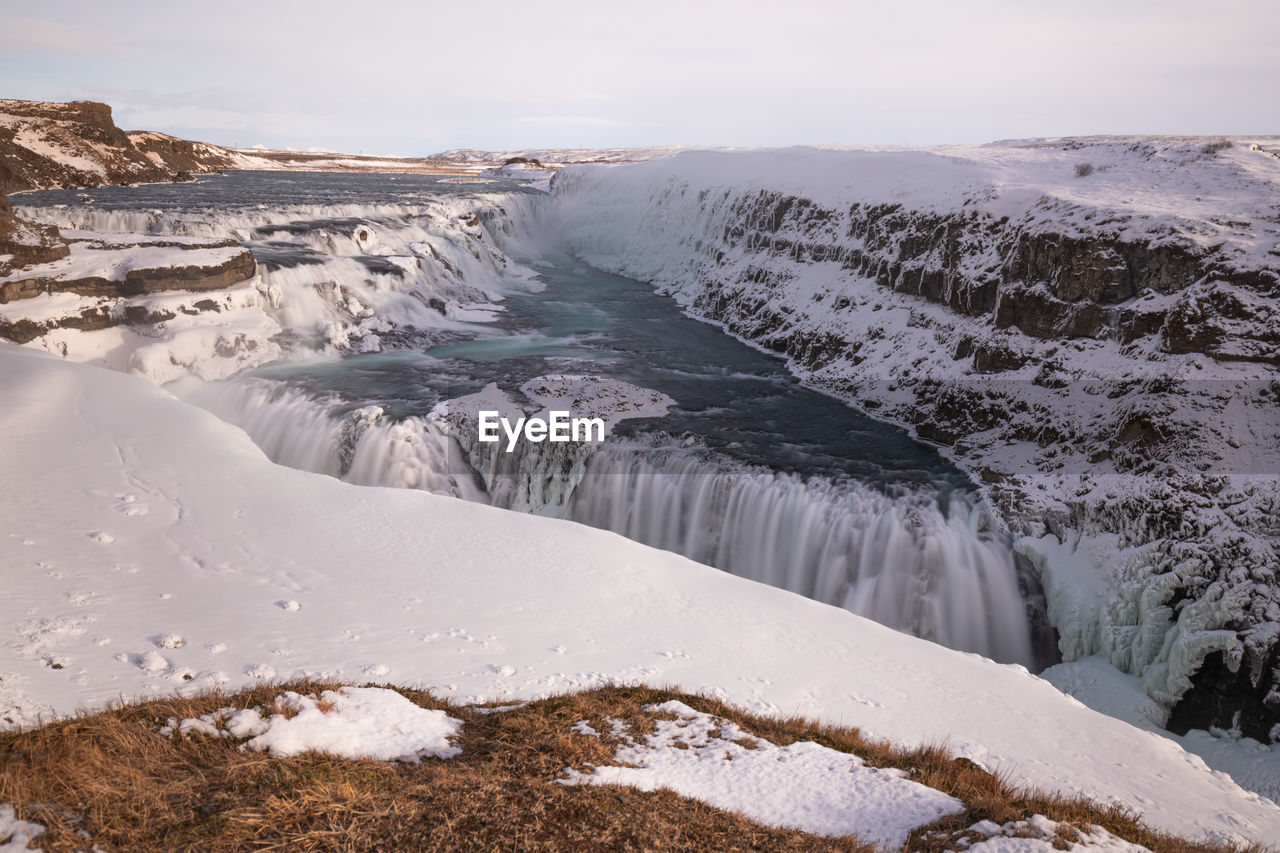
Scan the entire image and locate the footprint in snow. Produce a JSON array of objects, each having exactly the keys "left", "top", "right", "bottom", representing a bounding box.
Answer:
[
  {"left": 362, "top": 663, "right": 390, "bottom": 677},
  {"left": 276, "top": 600, "right": 301, "bottom": 612},
  {"left": 152, "top": 633, "right": 185, "bottom": 649},
  {"left": 135, "top": 650, "right": 170, "bottom": 674},
  {"left": 87, "top": 531, "right": 114, "bottom": 544},
  {"left": 244, "top": 664, "right": 276, "bottom": 679}
]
